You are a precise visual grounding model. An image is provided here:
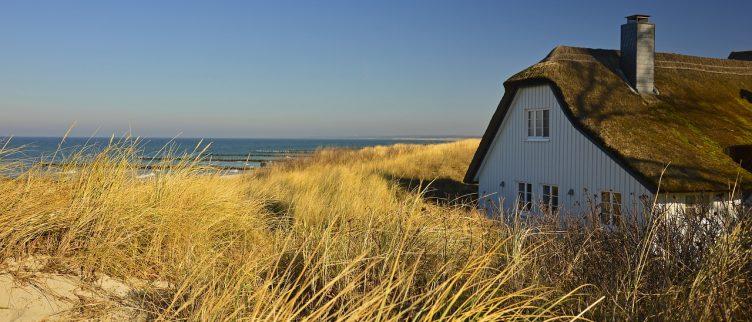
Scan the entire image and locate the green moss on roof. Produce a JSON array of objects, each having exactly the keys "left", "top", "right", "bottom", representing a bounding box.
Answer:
[{"left": 472, "top": 46, "right": 752, "bottom": 192}]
